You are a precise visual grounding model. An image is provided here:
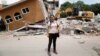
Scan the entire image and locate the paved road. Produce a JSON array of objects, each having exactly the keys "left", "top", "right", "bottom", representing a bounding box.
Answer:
[{"left": 0, "top": 35, "right": 99, "bottom": 56}]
